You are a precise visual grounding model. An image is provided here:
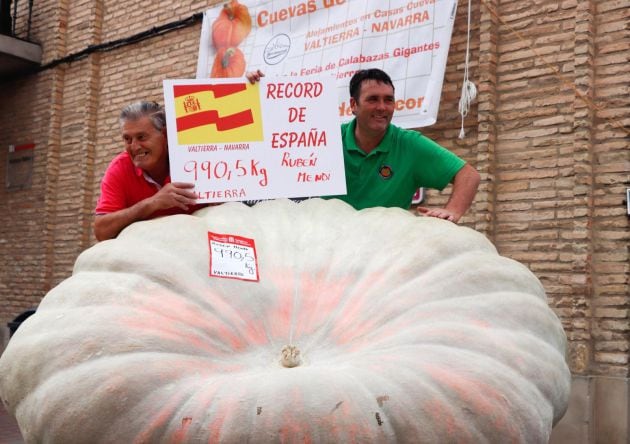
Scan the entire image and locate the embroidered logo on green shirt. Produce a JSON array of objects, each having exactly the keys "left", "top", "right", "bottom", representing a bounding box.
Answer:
[{"left": 378, "top": 165, "right": 394, "bottom": 180}]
